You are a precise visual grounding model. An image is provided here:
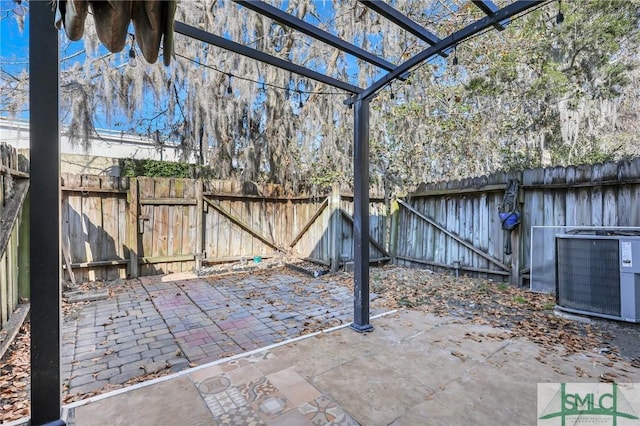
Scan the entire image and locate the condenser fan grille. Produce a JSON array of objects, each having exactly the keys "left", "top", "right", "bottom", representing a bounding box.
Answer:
[{"left": 556, "top": 238, "right": 621, "bottom": 317}]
